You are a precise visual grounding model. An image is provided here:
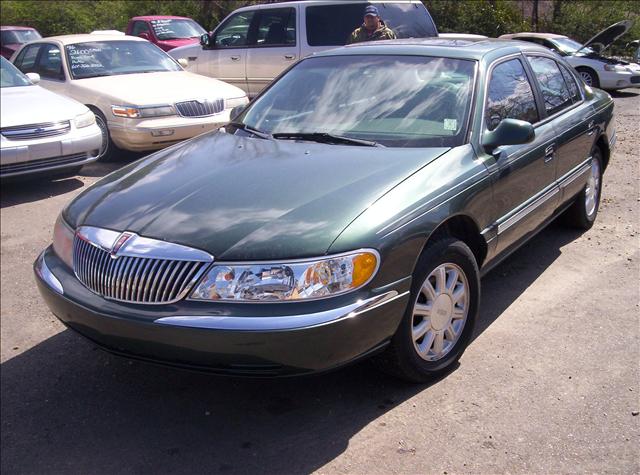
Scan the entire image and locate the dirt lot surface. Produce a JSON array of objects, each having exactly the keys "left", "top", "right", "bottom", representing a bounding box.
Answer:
[{"left": 1, "top": 92, "right": 639, "bottom": 474}]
